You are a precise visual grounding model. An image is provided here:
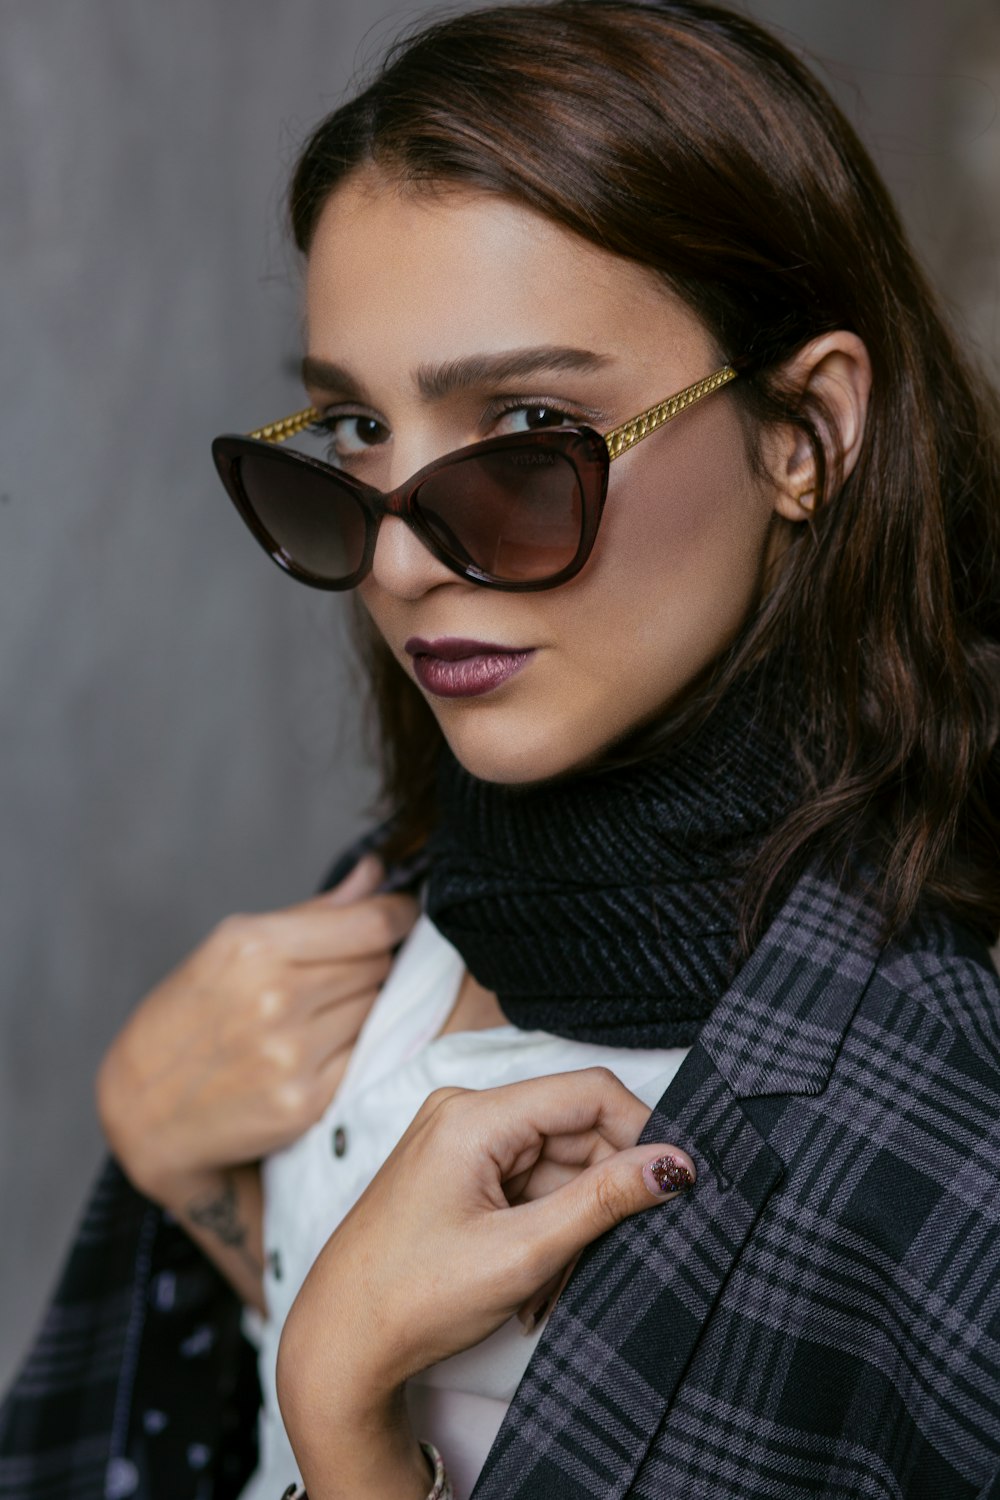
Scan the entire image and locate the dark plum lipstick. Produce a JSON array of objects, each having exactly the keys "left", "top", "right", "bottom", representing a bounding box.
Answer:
[{"left": 404, "top": 636, "right": 535, "bottom": 698}]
